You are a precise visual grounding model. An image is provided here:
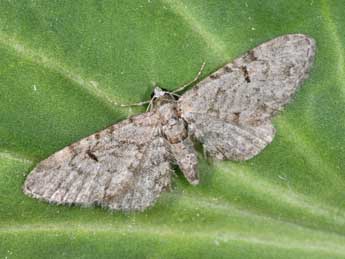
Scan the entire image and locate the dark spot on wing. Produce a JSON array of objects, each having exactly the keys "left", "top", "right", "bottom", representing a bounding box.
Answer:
[
  {"left": 245, "top": 50, "right": 258, "bottom": 62},
  {"left": 241, "top": 66, "right": 251, "bottom": 83},
  {"left": 128, "top": 116, "right": 134, "bottom": 123},
  {"left": 107, "top": 124, "right": 116, "bottom": 134},
  {"left": 68, "top": 142, "right": 78, "bottom": 154},
  {"left": 283, "top": 63, "right": 294, "bottom": 76},
  {"left": 210, "top": 73, "right": 220, "bottom": 79},
  {"left": 224, "top": 66, "right": 233, "bottom": 73},
  {"left": 233, "top": 112, "right": 240, "bottom": 124},
  {"left": 86, "top": 150, "right": 99, "bottom": 162}
]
